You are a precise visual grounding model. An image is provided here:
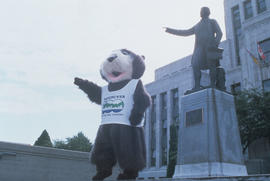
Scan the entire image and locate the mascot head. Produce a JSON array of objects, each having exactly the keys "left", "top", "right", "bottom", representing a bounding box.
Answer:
[{"left": 100, "top": 49, "right": 145, "bottom": 83}]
